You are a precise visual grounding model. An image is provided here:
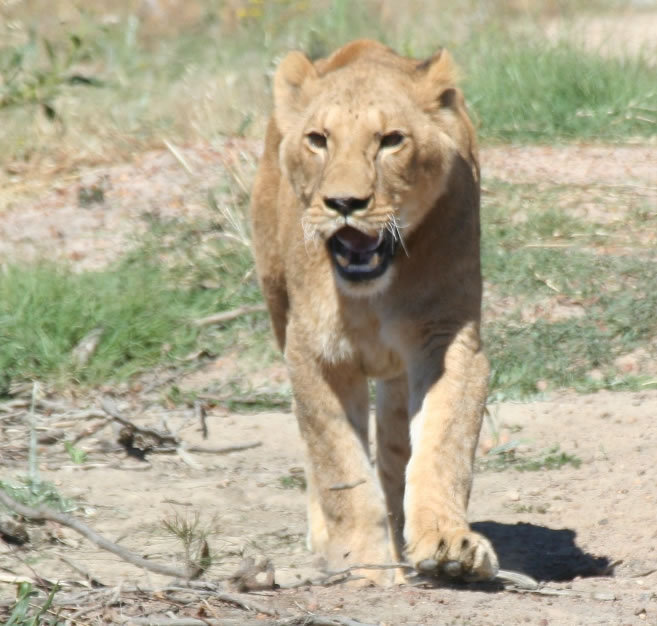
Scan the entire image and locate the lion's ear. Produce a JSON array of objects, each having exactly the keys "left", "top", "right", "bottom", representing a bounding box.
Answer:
[
  {"left": 274, "top": 51, "right": 318, "bottom": 134},
  {"left": 418, "top": 48, "right": 462, "bottom": 111}
]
